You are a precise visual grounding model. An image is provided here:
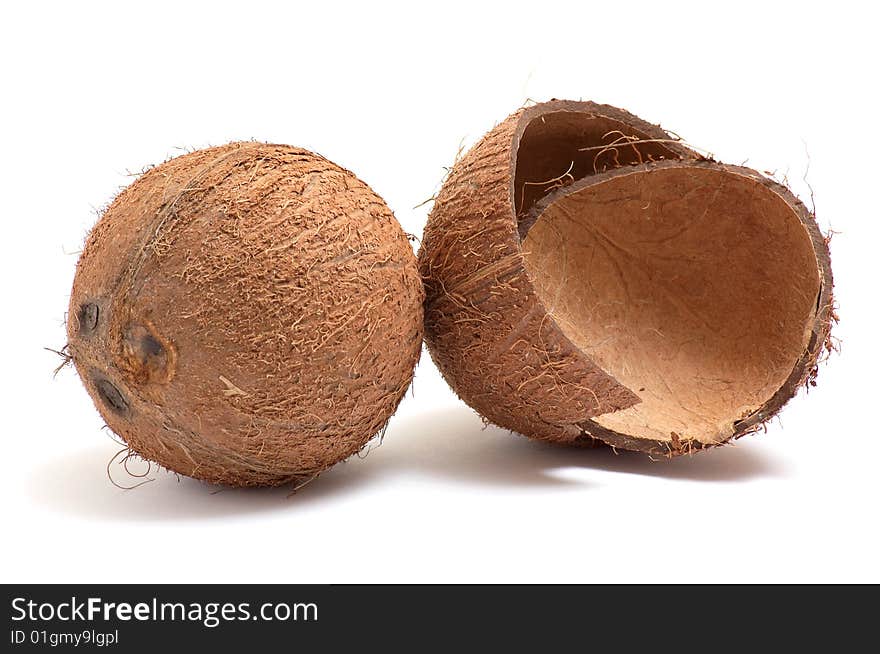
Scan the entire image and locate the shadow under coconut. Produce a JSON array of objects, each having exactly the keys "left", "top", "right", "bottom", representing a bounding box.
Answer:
[
  {"left": 340, "top": 405, "right": 789, "bottom": 488},
  {"left": 554, "top": 435, "right": 789, "bottom": 481},
  {"left": 27, "top": 444, "right": 297, "bottom": 522},
  {"left": 301, "top": 406, "right": 594, "bottom": 499},
  {"left": 27, "top": 405, "right": 786, "bottom": 522},
  {"left": 27, "top": 407, "right": 592, "bottom": 522}
]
